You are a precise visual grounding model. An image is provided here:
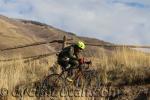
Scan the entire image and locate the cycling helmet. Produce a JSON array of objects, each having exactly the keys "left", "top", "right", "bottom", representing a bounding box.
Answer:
[{"left": 76, "top": 41, "right": 86, "bottom": 50}]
